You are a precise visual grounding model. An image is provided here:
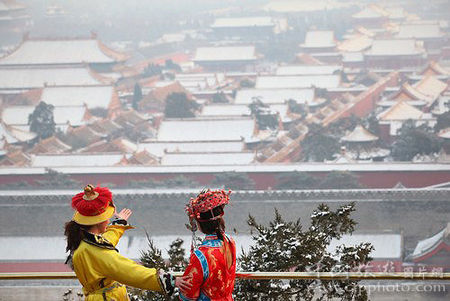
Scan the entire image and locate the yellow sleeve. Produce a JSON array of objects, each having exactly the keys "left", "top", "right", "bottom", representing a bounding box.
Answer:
[
  {"left": 102, "top": 224, "right": 134, "bottom": 247},
  {"left": 94, "top": 248, "right": 163, "bottom": 292}
]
